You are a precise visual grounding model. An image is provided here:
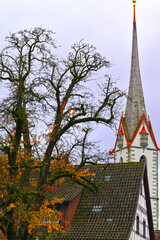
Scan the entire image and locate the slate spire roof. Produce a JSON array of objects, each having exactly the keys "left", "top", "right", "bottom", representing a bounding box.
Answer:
[
  {"left": 110, "top": 1, "right": 159, "bottom": 152},
  {"left": 125, "top": 3, "right": 146, "bottom": 139}
]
